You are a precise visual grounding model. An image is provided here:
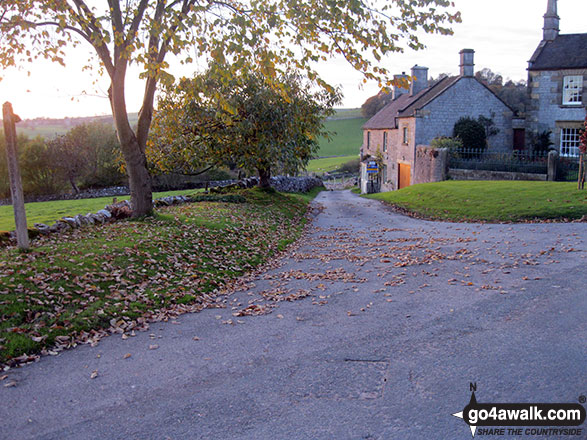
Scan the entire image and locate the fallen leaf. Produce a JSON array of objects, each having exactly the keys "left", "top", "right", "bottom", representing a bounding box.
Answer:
[
  {"left": 192, "top": 336, "right": 200, "bottom": 341},
  {"left": 123, "top": 353, "right": 131, "bottom": 359},
  {"left": 149, "top": 344, "right": 159, "bottom": 350},
  {"left": 276, "top": 314, "right": 284, "bottom": 319},
  {"left": 4, "top": 380, "right": 17, "bottom": 388},
  {"left": 90, "top": 370, "right": 98, "bottom": 379}
]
